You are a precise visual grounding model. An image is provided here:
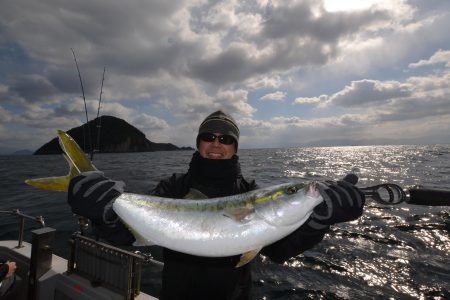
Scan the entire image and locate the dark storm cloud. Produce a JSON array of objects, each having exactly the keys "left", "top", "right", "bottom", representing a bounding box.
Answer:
[
  {"left": 0, "top": 0, "right": 192, "bottom": 100},
  {"left": 187, "top": 47, "right": 252, "bottom": 84},
  {"left": 7, "top": 74, "right": 58, "bottom": 104},
  {"left": 0, "top": 0, "right": 396, "bottom": 96},
  {"left": 187, "top": 37, "right": 337, "bottom": 84}
]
